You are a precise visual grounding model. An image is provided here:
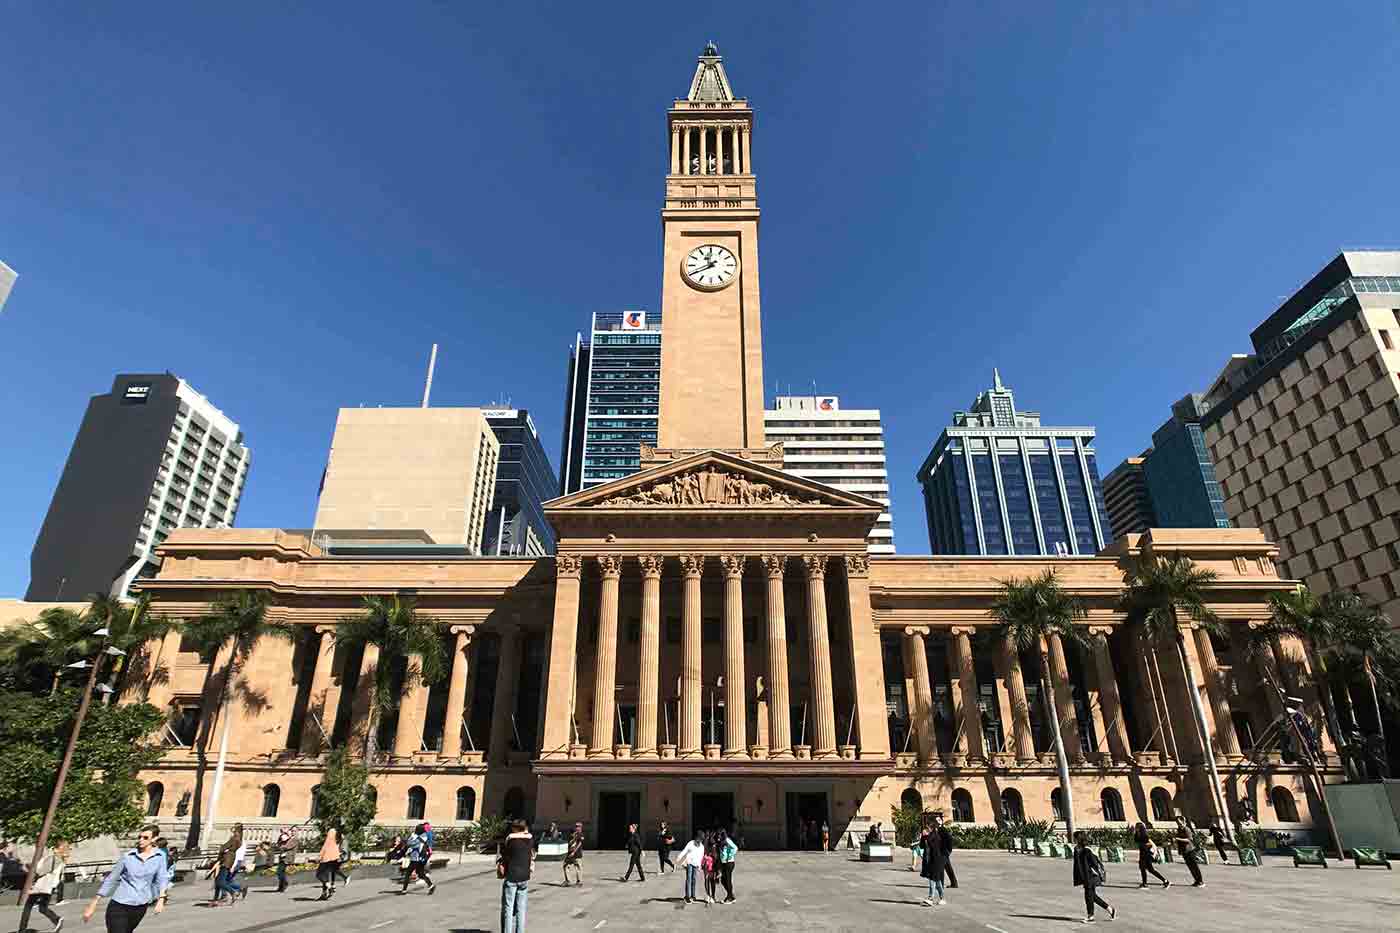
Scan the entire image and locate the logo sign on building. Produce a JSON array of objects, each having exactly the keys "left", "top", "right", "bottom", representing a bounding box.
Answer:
[
  {"left": 622, "top": 311, "right": 646, "bottom": 330},
  {"left": 817, "top": 396, "right": 838, "bottom": 411},
  {"left": 123, "top": 384, "right": 152, "bottom": 403}
]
